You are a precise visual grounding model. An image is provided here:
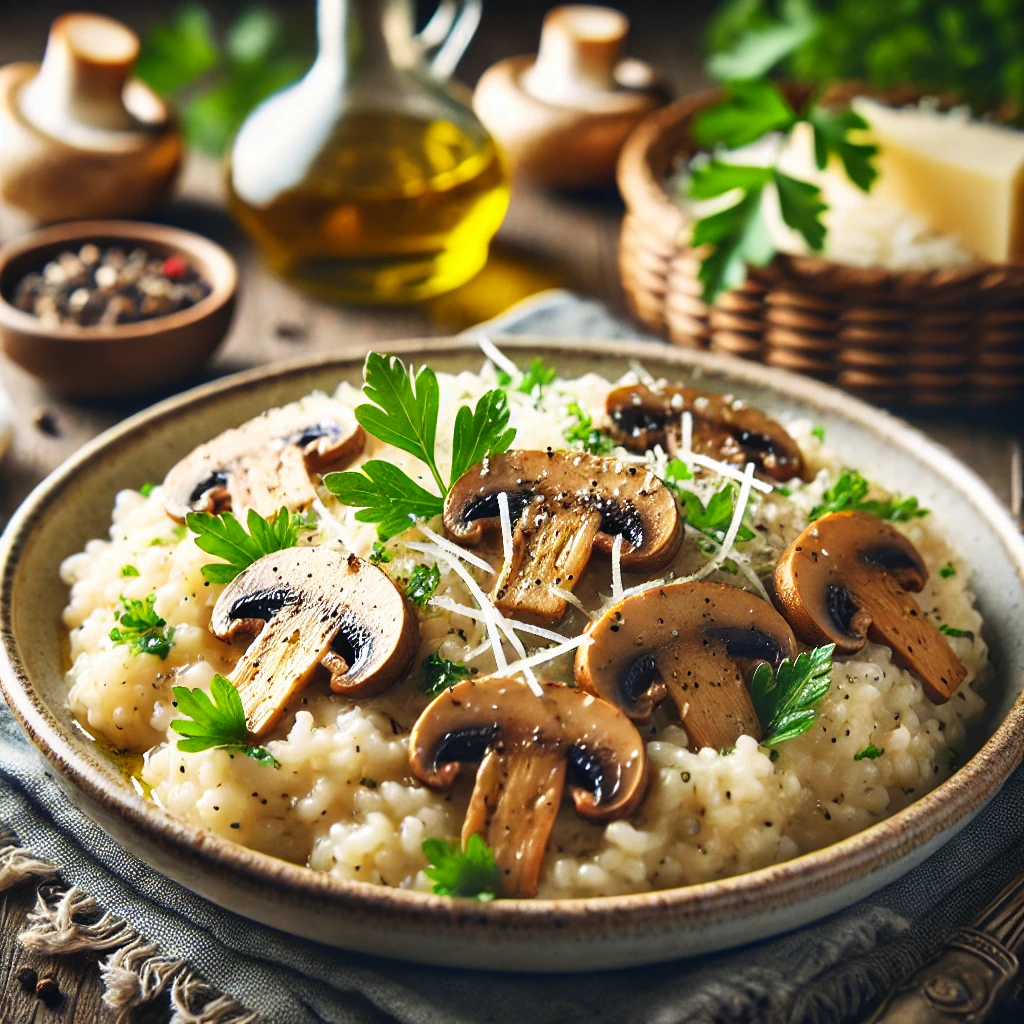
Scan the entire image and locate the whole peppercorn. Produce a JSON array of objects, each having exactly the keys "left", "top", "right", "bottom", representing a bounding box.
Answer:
[{"left": 15, "top": 965, "right": 37, "bottom": 991}]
